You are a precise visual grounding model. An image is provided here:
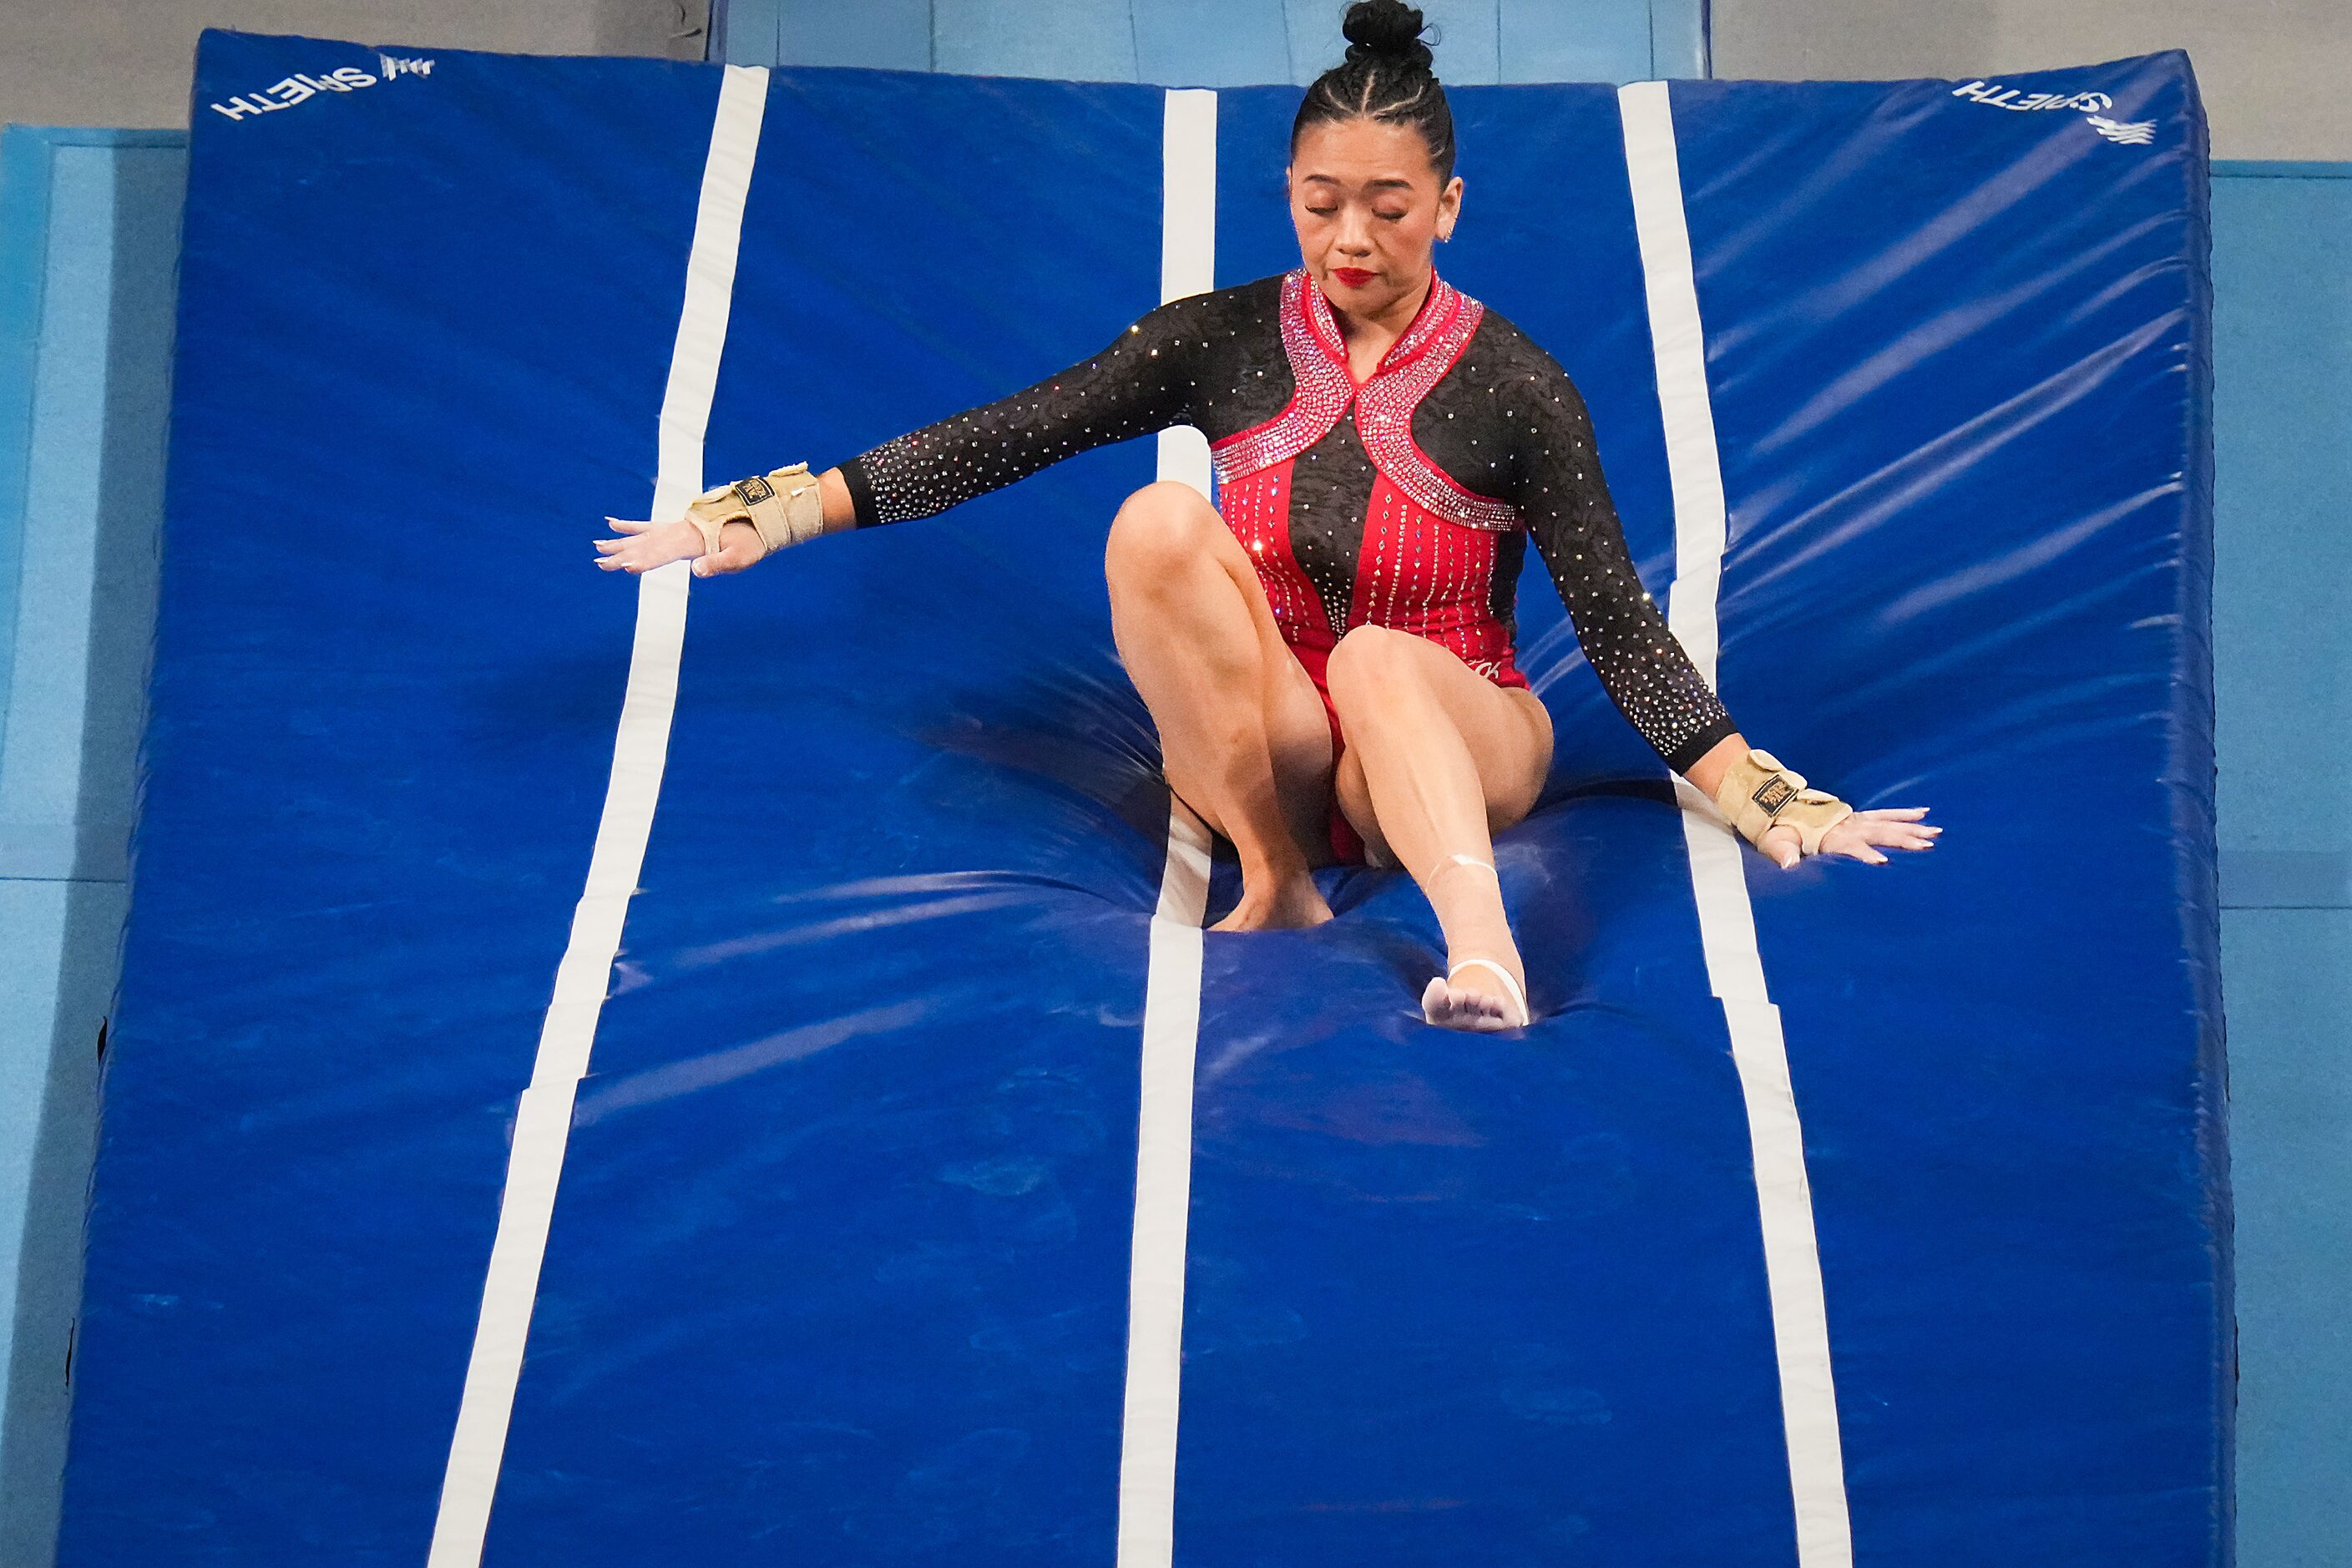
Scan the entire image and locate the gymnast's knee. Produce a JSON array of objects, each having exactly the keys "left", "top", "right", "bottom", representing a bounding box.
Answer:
[
  {"left": 1105, "top": 480, "right": 1218, "bottom": 580},
  {"left": 1325, "top": 625, "right": 1414, "bottom": 710}
]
